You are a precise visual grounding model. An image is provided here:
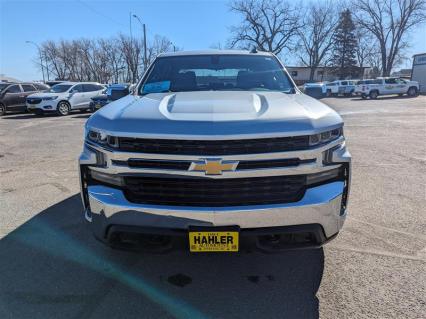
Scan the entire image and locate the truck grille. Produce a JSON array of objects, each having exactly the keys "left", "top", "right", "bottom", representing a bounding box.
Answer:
[
  {"left": 123, "top": 175, "right": 306, "bottom": 207},
  {"left": 117, "top": 136, "right": 310, "bottom": 155}
]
